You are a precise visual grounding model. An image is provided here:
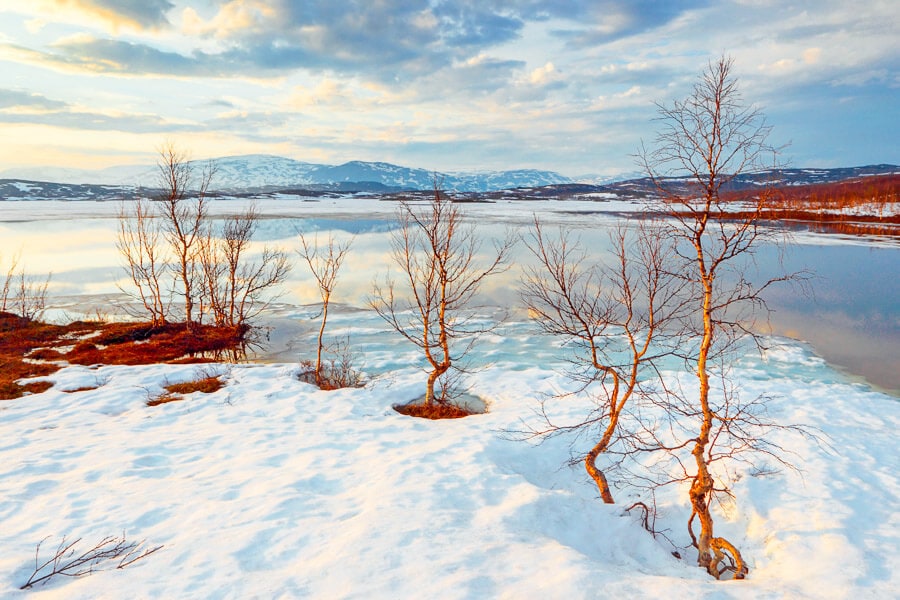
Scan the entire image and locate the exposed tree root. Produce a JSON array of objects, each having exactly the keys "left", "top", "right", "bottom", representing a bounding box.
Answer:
[{"left": 711, "top": 537, "right": 748, "bottom": 580}]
